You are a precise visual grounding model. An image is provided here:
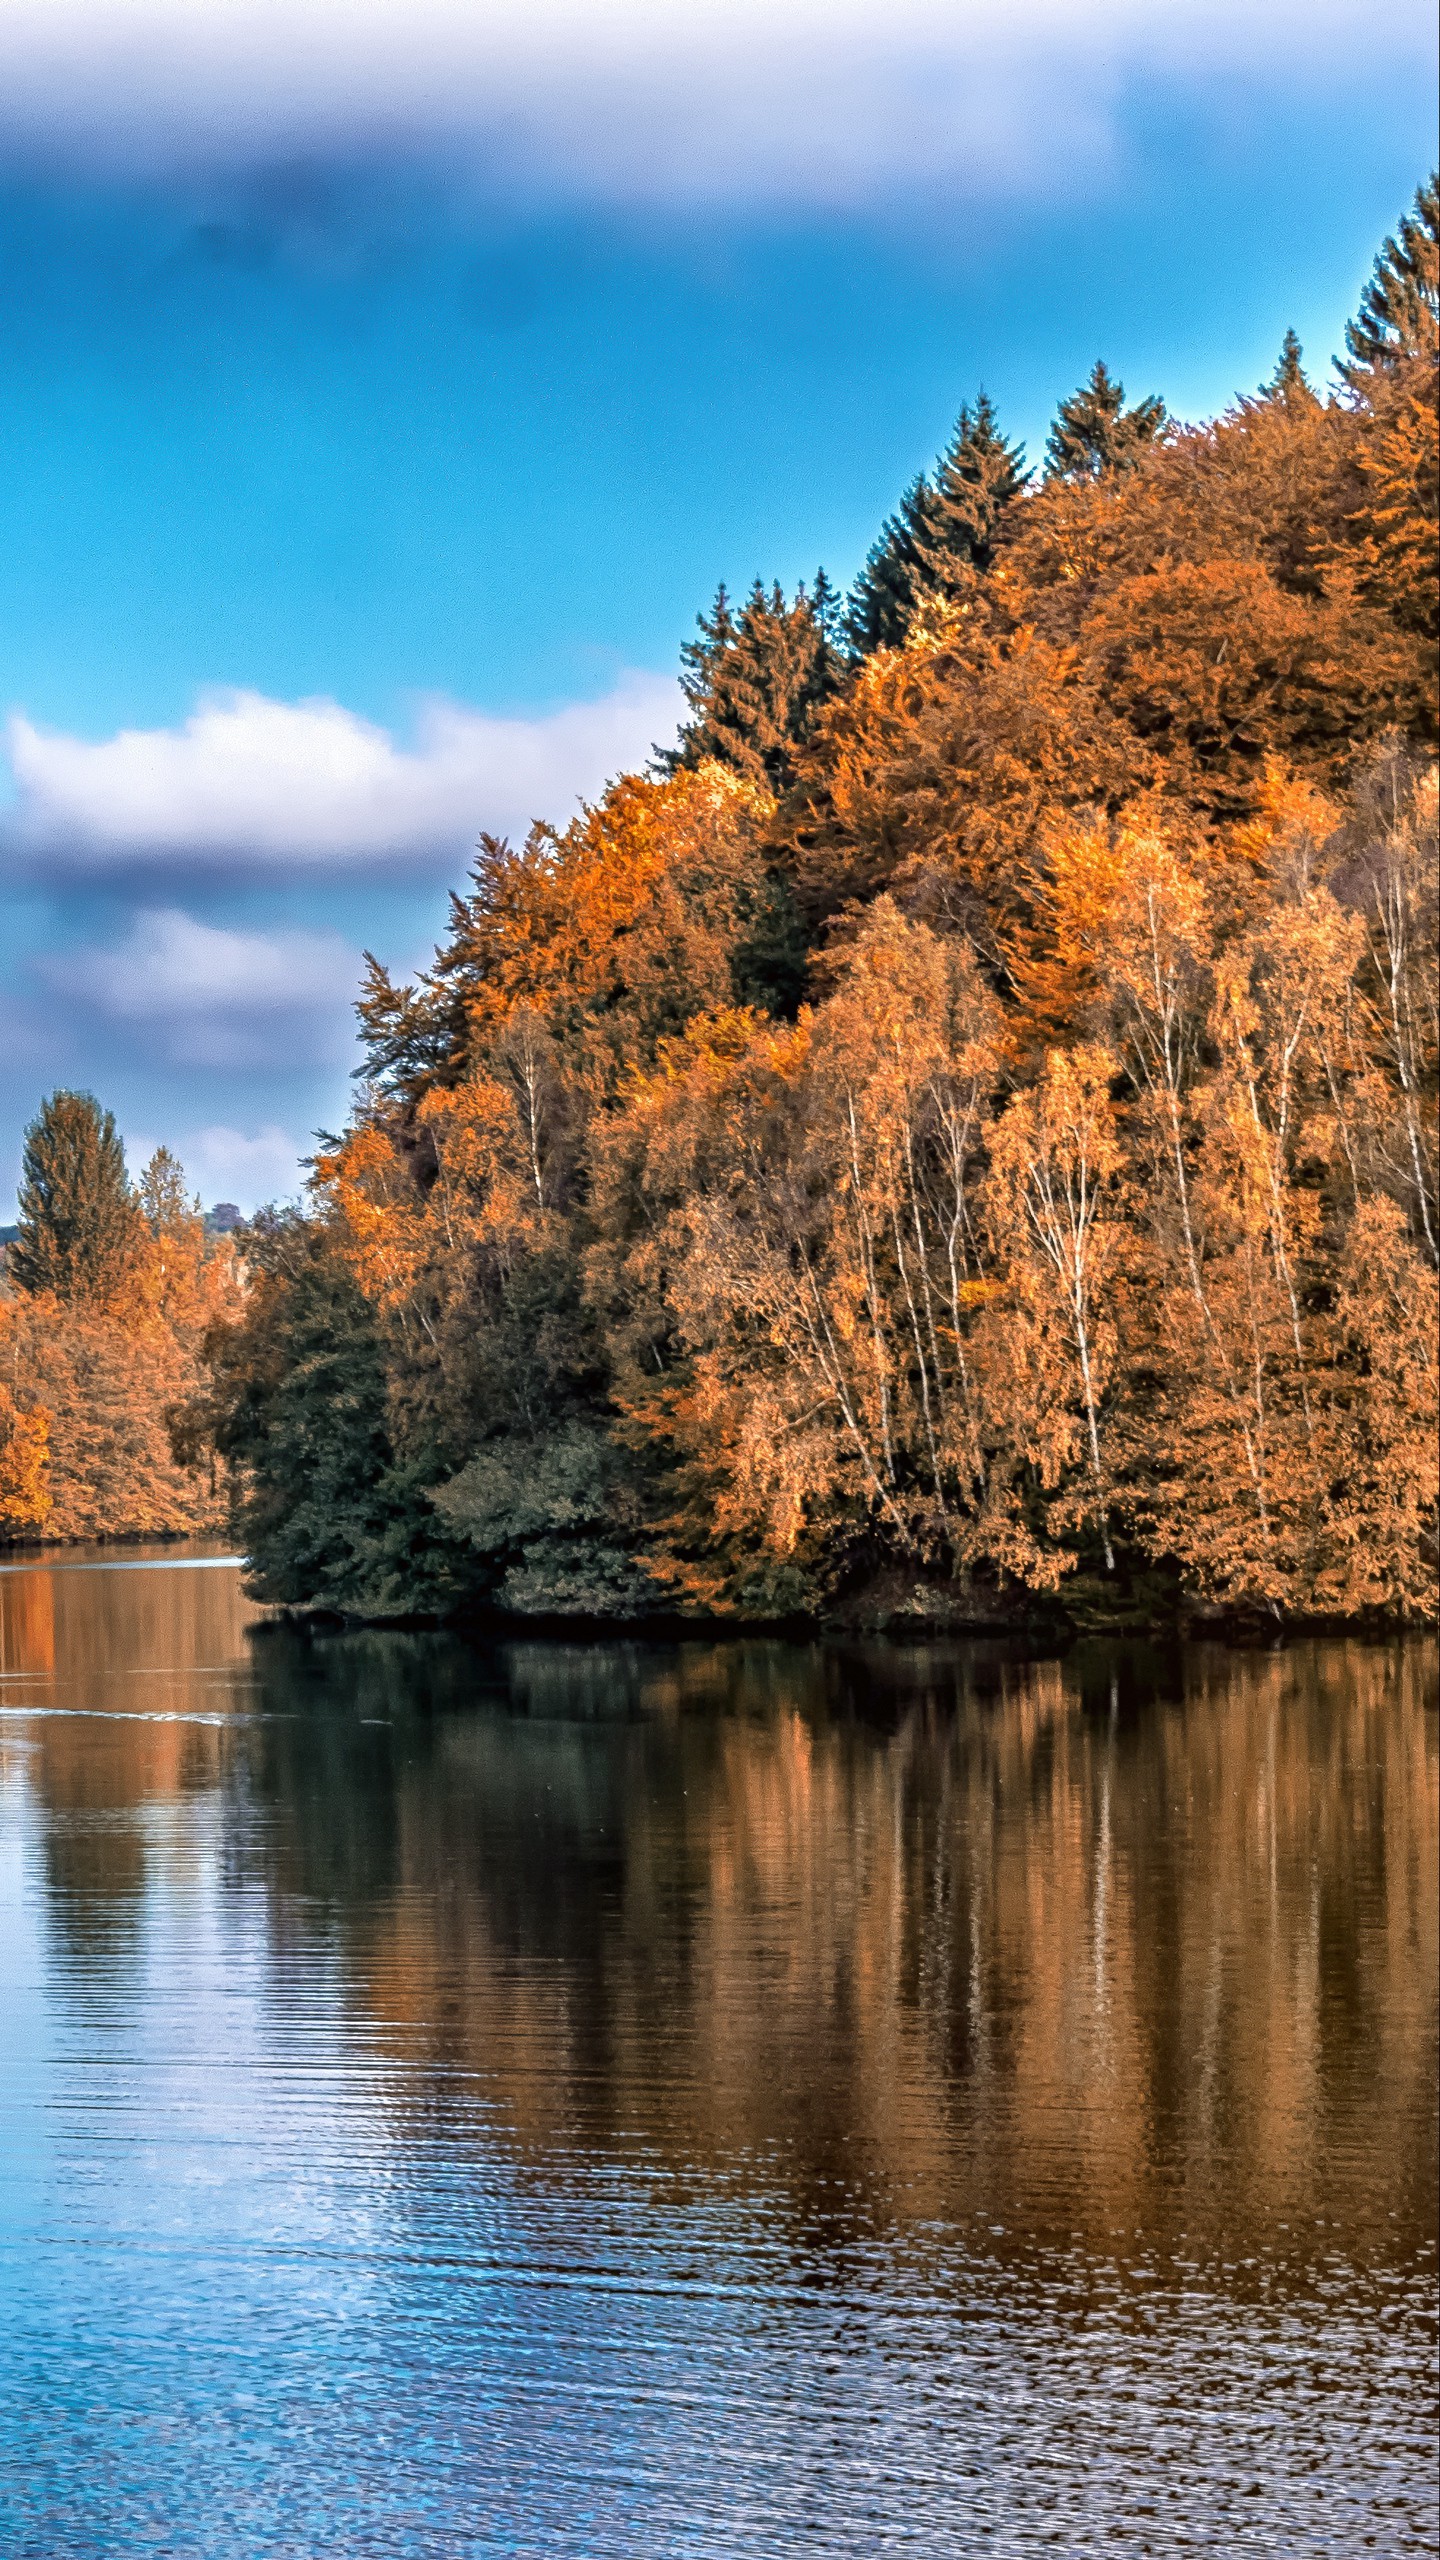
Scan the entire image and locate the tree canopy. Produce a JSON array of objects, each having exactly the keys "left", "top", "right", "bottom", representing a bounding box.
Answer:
[
  {"left": 2, "top": 1120, "right": 242, "bottom": 1542},
  {"left": 846, "top": 396, "right": 1029, "bottom": 655},
  {"left": 15, "top": 179, "right": 1437, "bottom": 1627}
]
